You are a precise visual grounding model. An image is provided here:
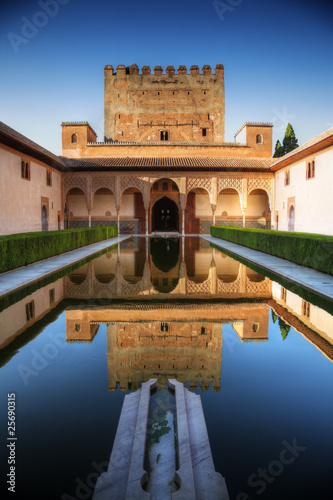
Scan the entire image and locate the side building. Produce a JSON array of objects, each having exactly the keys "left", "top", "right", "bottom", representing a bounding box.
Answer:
[
  {"left": 271, "top": 127, "right": 333, "bottom": 235},
  {"left": 0, "top": 122, "right": 65, "bottom": 235}
]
